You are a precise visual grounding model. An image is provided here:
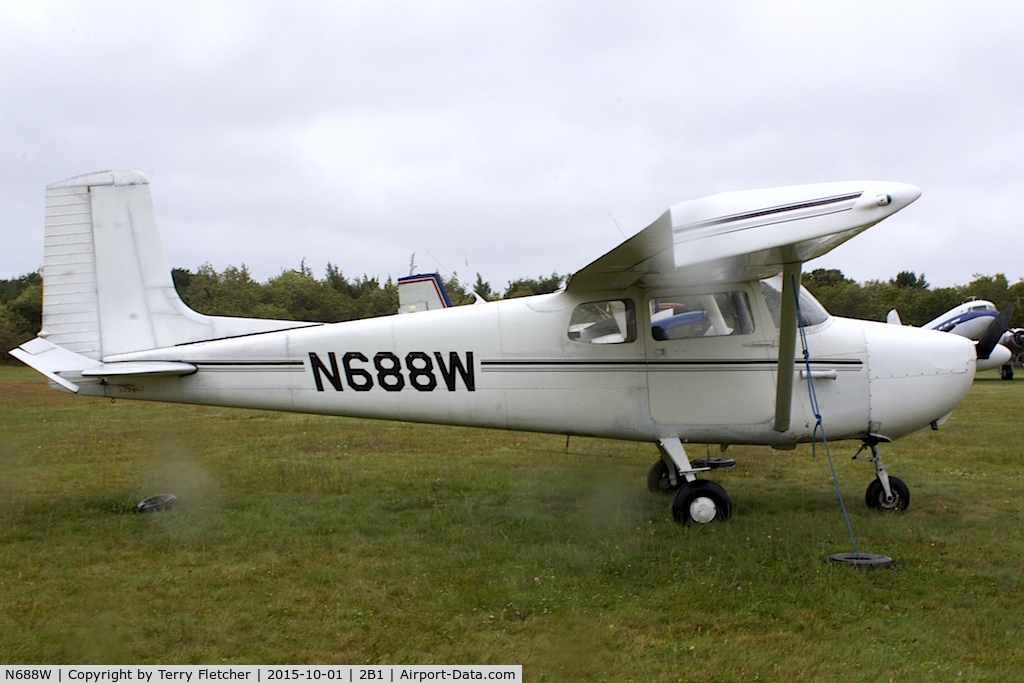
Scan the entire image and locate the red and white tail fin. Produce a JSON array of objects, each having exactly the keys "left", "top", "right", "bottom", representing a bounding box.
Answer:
[{"left": 397, "top": 273, "right": 453, "bottom": 314}]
